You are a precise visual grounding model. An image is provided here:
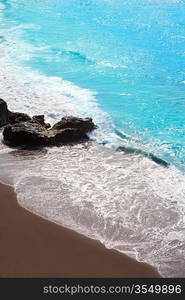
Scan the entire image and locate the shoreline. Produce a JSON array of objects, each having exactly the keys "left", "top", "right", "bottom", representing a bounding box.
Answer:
[{"left": 0, "top": 181, "right": 160, "bottom": 278}]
